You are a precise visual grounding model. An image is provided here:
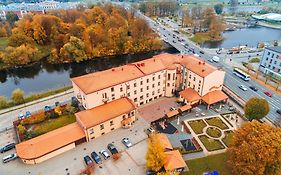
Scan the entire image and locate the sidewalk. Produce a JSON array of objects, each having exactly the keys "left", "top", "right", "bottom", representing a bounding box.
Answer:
[{"left": 0, "top": 88, "right": 74, "bottom": 132}]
